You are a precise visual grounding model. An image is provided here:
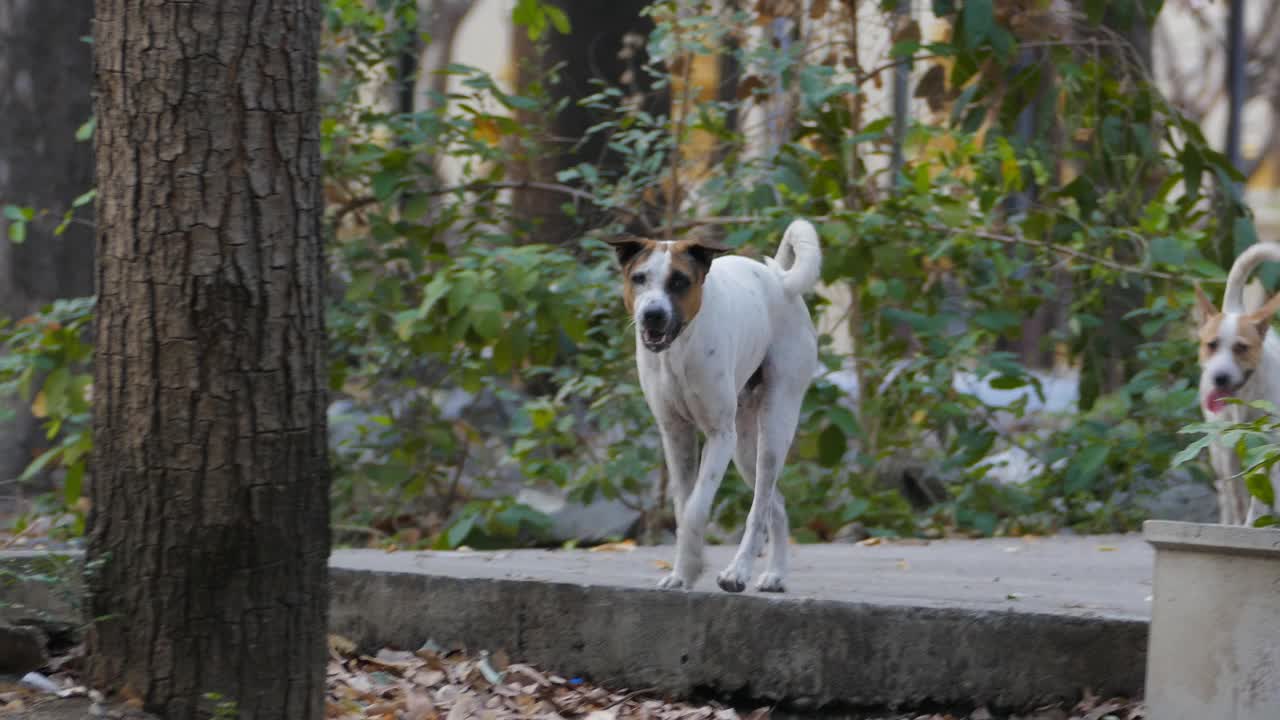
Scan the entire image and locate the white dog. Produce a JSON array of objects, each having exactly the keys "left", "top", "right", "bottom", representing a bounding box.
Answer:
[
  {"left": 1196, "top": 242, "right": 1280, "bottom": 525},
  {"left": 605, "top": 219, "right": 821, "bottom": 592}
]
